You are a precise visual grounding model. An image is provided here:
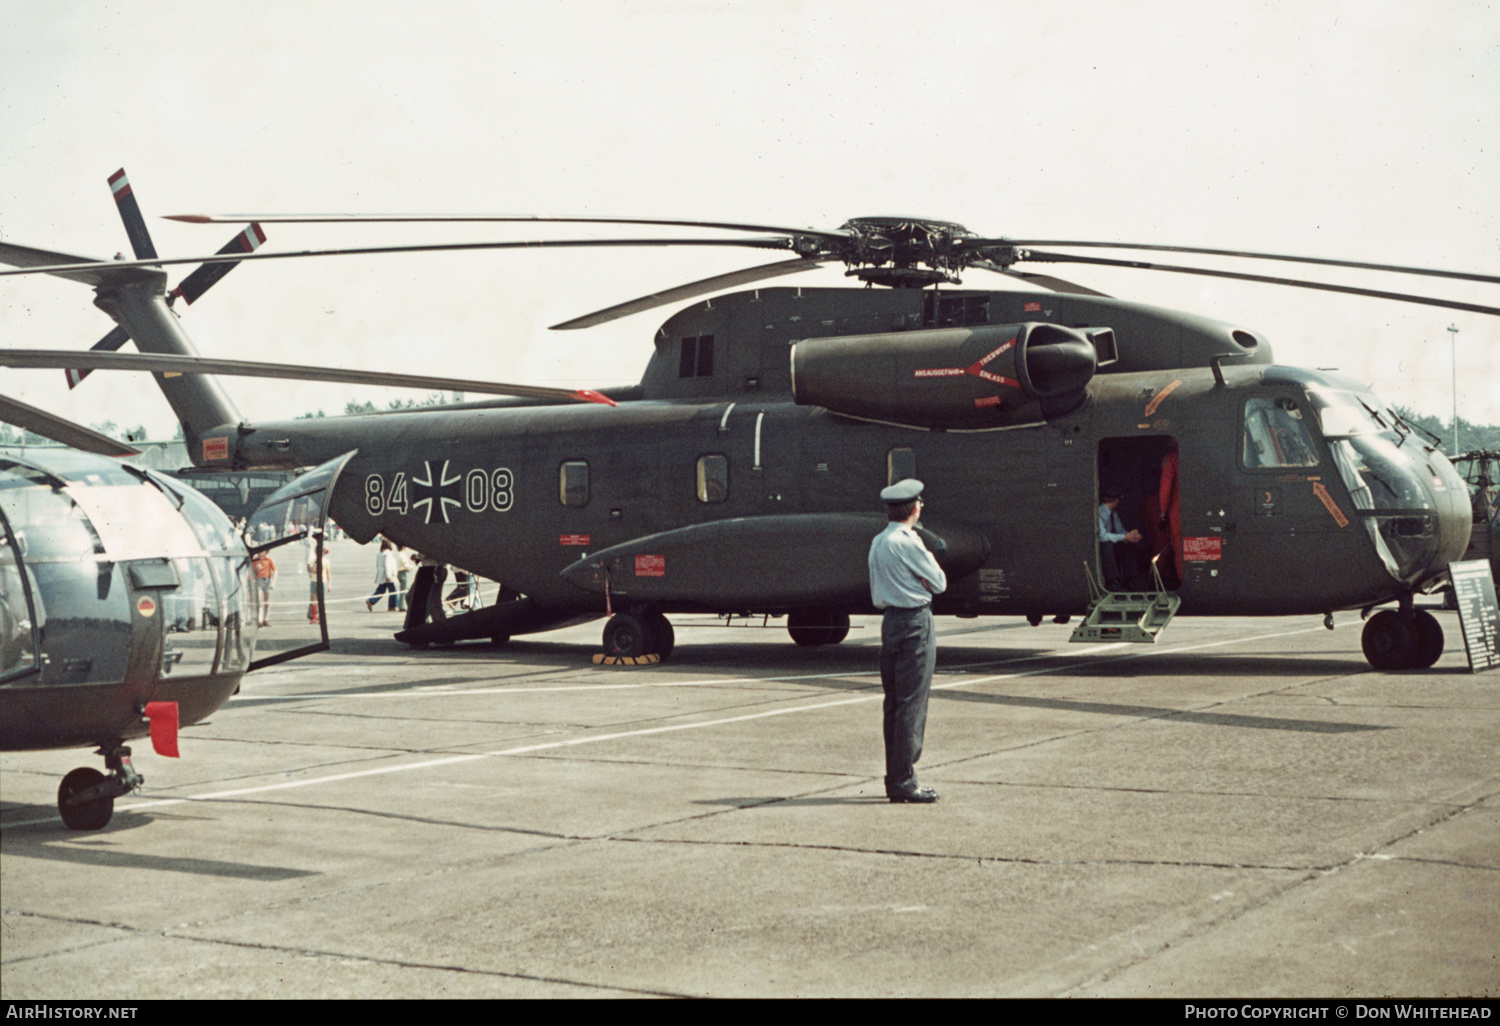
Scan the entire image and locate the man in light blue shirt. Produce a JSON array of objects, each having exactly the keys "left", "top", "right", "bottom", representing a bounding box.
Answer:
[
  {"left": 1097, "top": 490, "right": 1142, "bottom": 590},
  {"left": 867, "top": 479, "right": 947, "bottom": 803}
]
